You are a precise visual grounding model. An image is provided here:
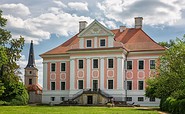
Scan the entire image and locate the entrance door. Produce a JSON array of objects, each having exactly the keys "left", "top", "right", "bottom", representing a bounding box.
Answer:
[
  {"left": 87, "top": 96, "right": 93, "bottom": 104},
  {"left": 93, "top": 80, "right": 98, "bottom": 91}
]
